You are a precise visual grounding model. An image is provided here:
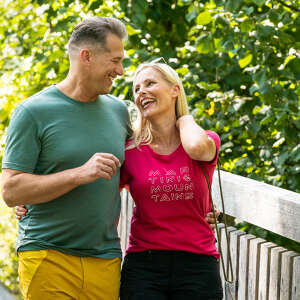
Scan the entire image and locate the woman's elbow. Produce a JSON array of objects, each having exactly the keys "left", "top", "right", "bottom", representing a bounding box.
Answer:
[{"left": 185, "top": 142, "right": 216, "bottom": 161}]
